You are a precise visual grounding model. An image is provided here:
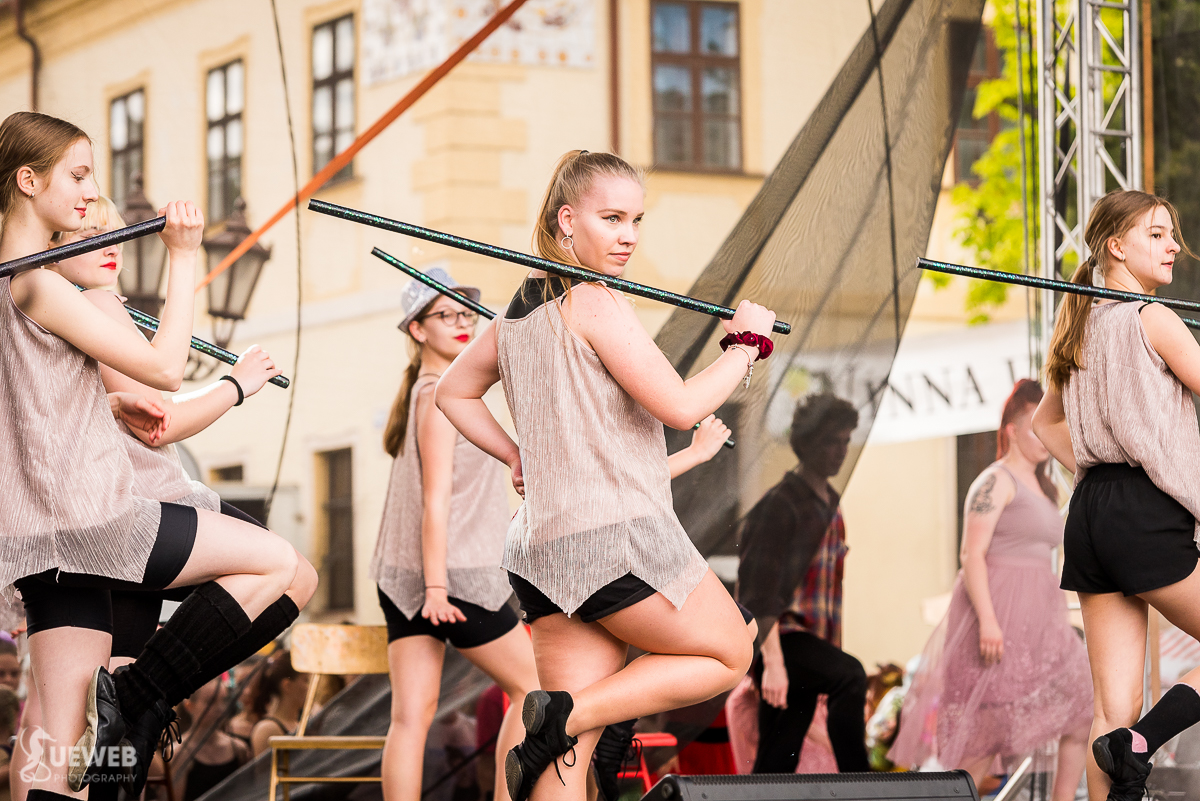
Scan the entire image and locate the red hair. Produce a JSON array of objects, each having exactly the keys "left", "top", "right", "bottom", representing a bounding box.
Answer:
[{"left": 996, "top": 379, "right": 1057, "bottom": 501}]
